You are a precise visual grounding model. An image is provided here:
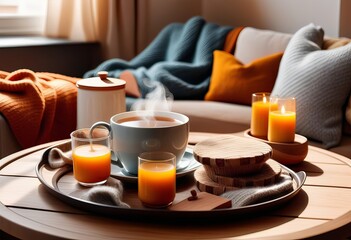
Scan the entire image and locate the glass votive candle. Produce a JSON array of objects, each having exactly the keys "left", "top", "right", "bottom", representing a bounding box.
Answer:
[
  {"left": 138, "top": 152, "right": 176, "bottom": 208},
  {"left": 71, "top": 128, "right": 111, "bottom": 187},
  {"left": 268, "top": 96, "right": 296, "bottom": 143},
  {"left": 250, "top": 92, "right": 274, "bottom": 138}
]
